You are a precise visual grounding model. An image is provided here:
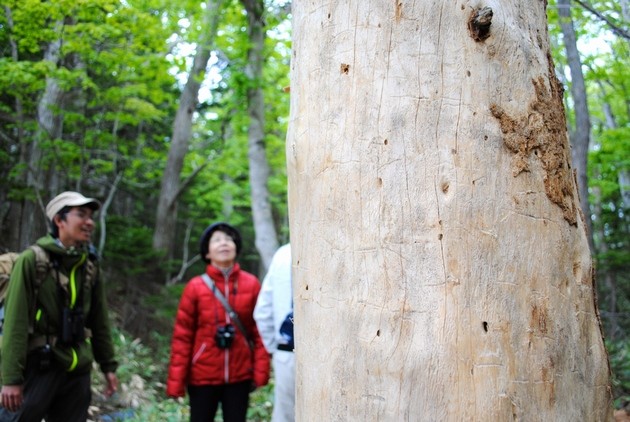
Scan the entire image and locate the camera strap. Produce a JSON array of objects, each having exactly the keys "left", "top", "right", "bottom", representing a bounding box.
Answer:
[{"left": 200, "top": 273, "right": 254, "bottom": 351}]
